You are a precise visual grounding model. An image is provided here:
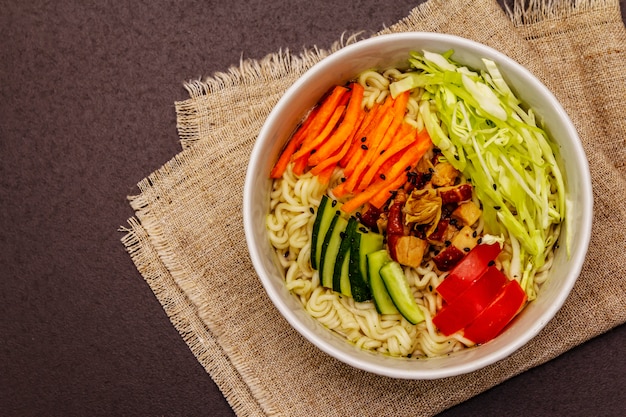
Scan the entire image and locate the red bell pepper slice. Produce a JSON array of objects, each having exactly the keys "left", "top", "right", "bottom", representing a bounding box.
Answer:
[
  {"left": 433, "top": 266, "right": 508, "bottom": 336},
  {"left": 462, "top": 279, "right": 527, "bottom": 344},
  {"left": 435, "top": 243, "right": 501, "bottom": 303},
  {"left": 432, "top": 266, "right": 508, "bottom": 336}
]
